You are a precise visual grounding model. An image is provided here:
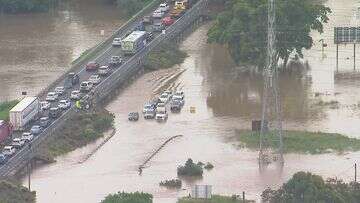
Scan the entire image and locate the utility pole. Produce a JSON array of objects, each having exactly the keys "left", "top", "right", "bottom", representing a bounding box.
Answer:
[
  {"left": 259, "top": 0, "right": 284, "bottom": 167},
  {"left": 355, "top": 163, "right": 357, "bottom": 182}
]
